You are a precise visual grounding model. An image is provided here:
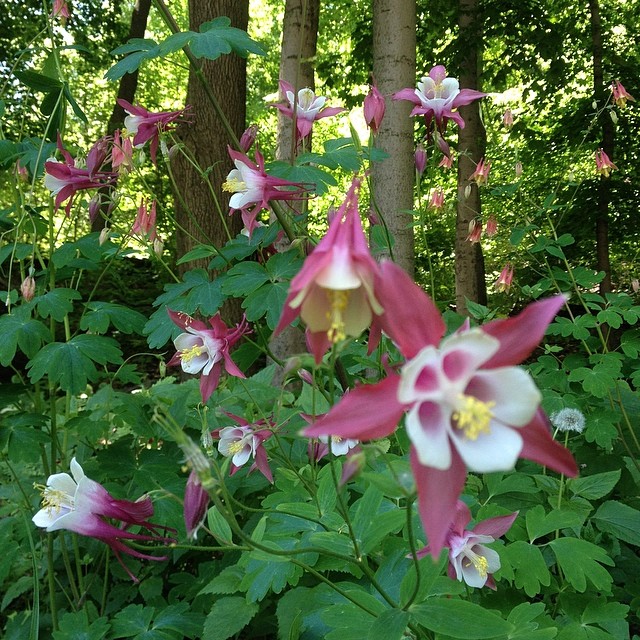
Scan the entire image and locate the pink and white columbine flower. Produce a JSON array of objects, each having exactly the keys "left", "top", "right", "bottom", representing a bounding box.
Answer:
[
  {"left": 595, "top": 148, "right": 617, "bottom": 178},
  {"left": 216, "top": 415, "right": 273, "bottom": 483},
  {"left": 223, "top": 146, "right": 309, "bottom": 236},
  {"left": 112, "top": 129, "right": 134, "bottom": 173},
  {"left": 469, "top": 157, "right": 491, "bottom": 186},
  {"left": 117, "top": 99, "right": 187, "bottom": 164},
  {"left": 393, "top": 65, "right": 486, "bottom": 131},
  {"left": 44, "top": 136, "right": 117, "bottom": 215},
  {"left": 167, "top": 310, "right": 250, "bottom": 403},
  {"left": 51, "top": 0, "right": 70, "bottom": 20},
  {"left": 611, "top": 80, "right": 634, "bottom": 108},
  {"left": 428, "top": 188, "right": 445, "bottom": 210},
  {"left": 495, "top": 264, "right": 514, "bottom": 292},
  {"left": 183, "top": 470, "right": 210, "bottom": 541},
  {"left": 305, "top": 261, "right": 577, "bottom": 556},
  {"left": 132, "top": 198, "right": 157, "bottom": 241},
  {"left": 418, "top": 501, "right": 517, "bottom": 589},
  {"left": 32, "top": 458, "right": 172, "bottom": 582},
  {"left": 273, "top": 80, "right": 345, "bottom": 140},
  {"left": 274, "top": 176, "right": 384, "bottom": 362}
]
